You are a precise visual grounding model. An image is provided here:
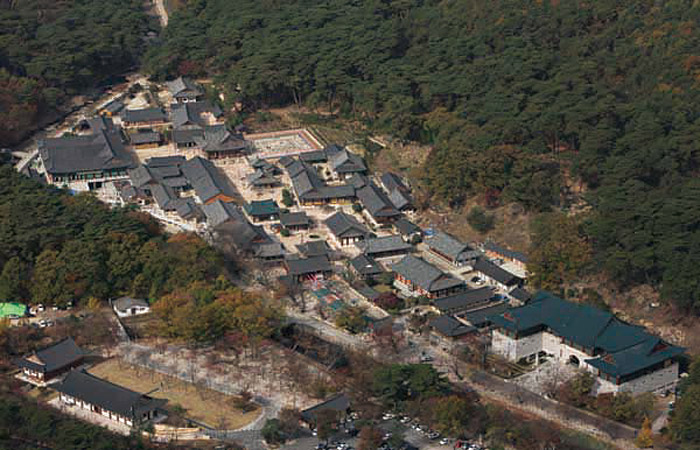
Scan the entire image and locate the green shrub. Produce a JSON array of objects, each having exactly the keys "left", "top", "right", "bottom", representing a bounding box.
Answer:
[{"left": 467, "top": 206, "right": 494, "bottom": 233}]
